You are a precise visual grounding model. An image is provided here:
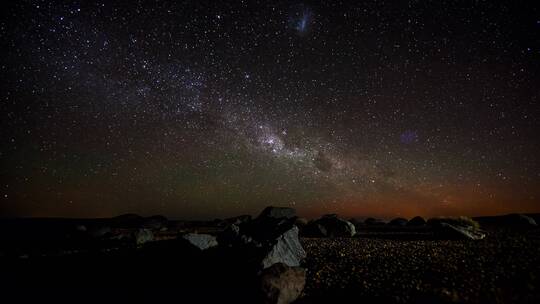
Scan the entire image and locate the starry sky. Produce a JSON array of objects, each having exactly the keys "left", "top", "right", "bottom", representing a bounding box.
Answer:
[{"left": 1, "top": 0, "right": 540, "bottom": 219}]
